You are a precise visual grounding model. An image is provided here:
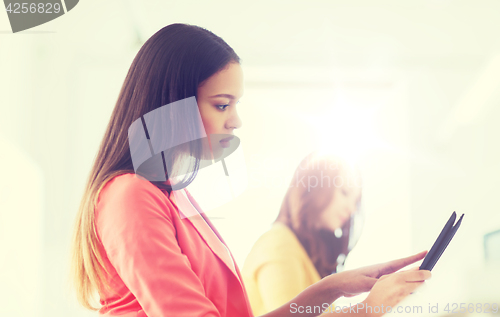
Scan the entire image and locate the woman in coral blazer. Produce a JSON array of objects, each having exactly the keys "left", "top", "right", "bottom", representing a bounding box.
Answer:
[
  {"left": 70, "top": 23, "right": 431, "bottom": 317},
  {"left": 94, "top": 173, "right": 252, "bottom": 316}
]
